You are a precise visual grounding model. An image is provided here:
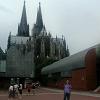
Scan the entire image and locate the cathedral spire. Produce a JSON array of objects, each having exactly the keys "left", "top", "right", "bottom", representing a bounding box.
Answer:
[
  {"left": 32, "top": 2, "right": 44, "bottom": 37},
  {"left": 66, "top": 45, "right": 70, "bottom": 56},
  {"left": 21, "top": 0, "right": 27, "bottom": 25},
  {"left": 17, "top": 0, "right": 29, "bottom": 37},
  {"left": 7, "top": 32, "right": 11, "bottom": 50},
  {"left": 36, "top": 2, "right": 43, "bottom": 33}
]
